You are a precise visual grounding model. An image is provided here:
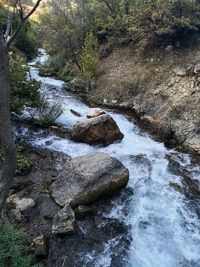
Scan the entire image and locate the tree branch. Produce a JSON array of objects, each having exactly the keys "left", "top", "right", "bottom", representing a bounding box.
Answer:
[{"left": 6, "top": 0, "right": 42, "bottom": 47}]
